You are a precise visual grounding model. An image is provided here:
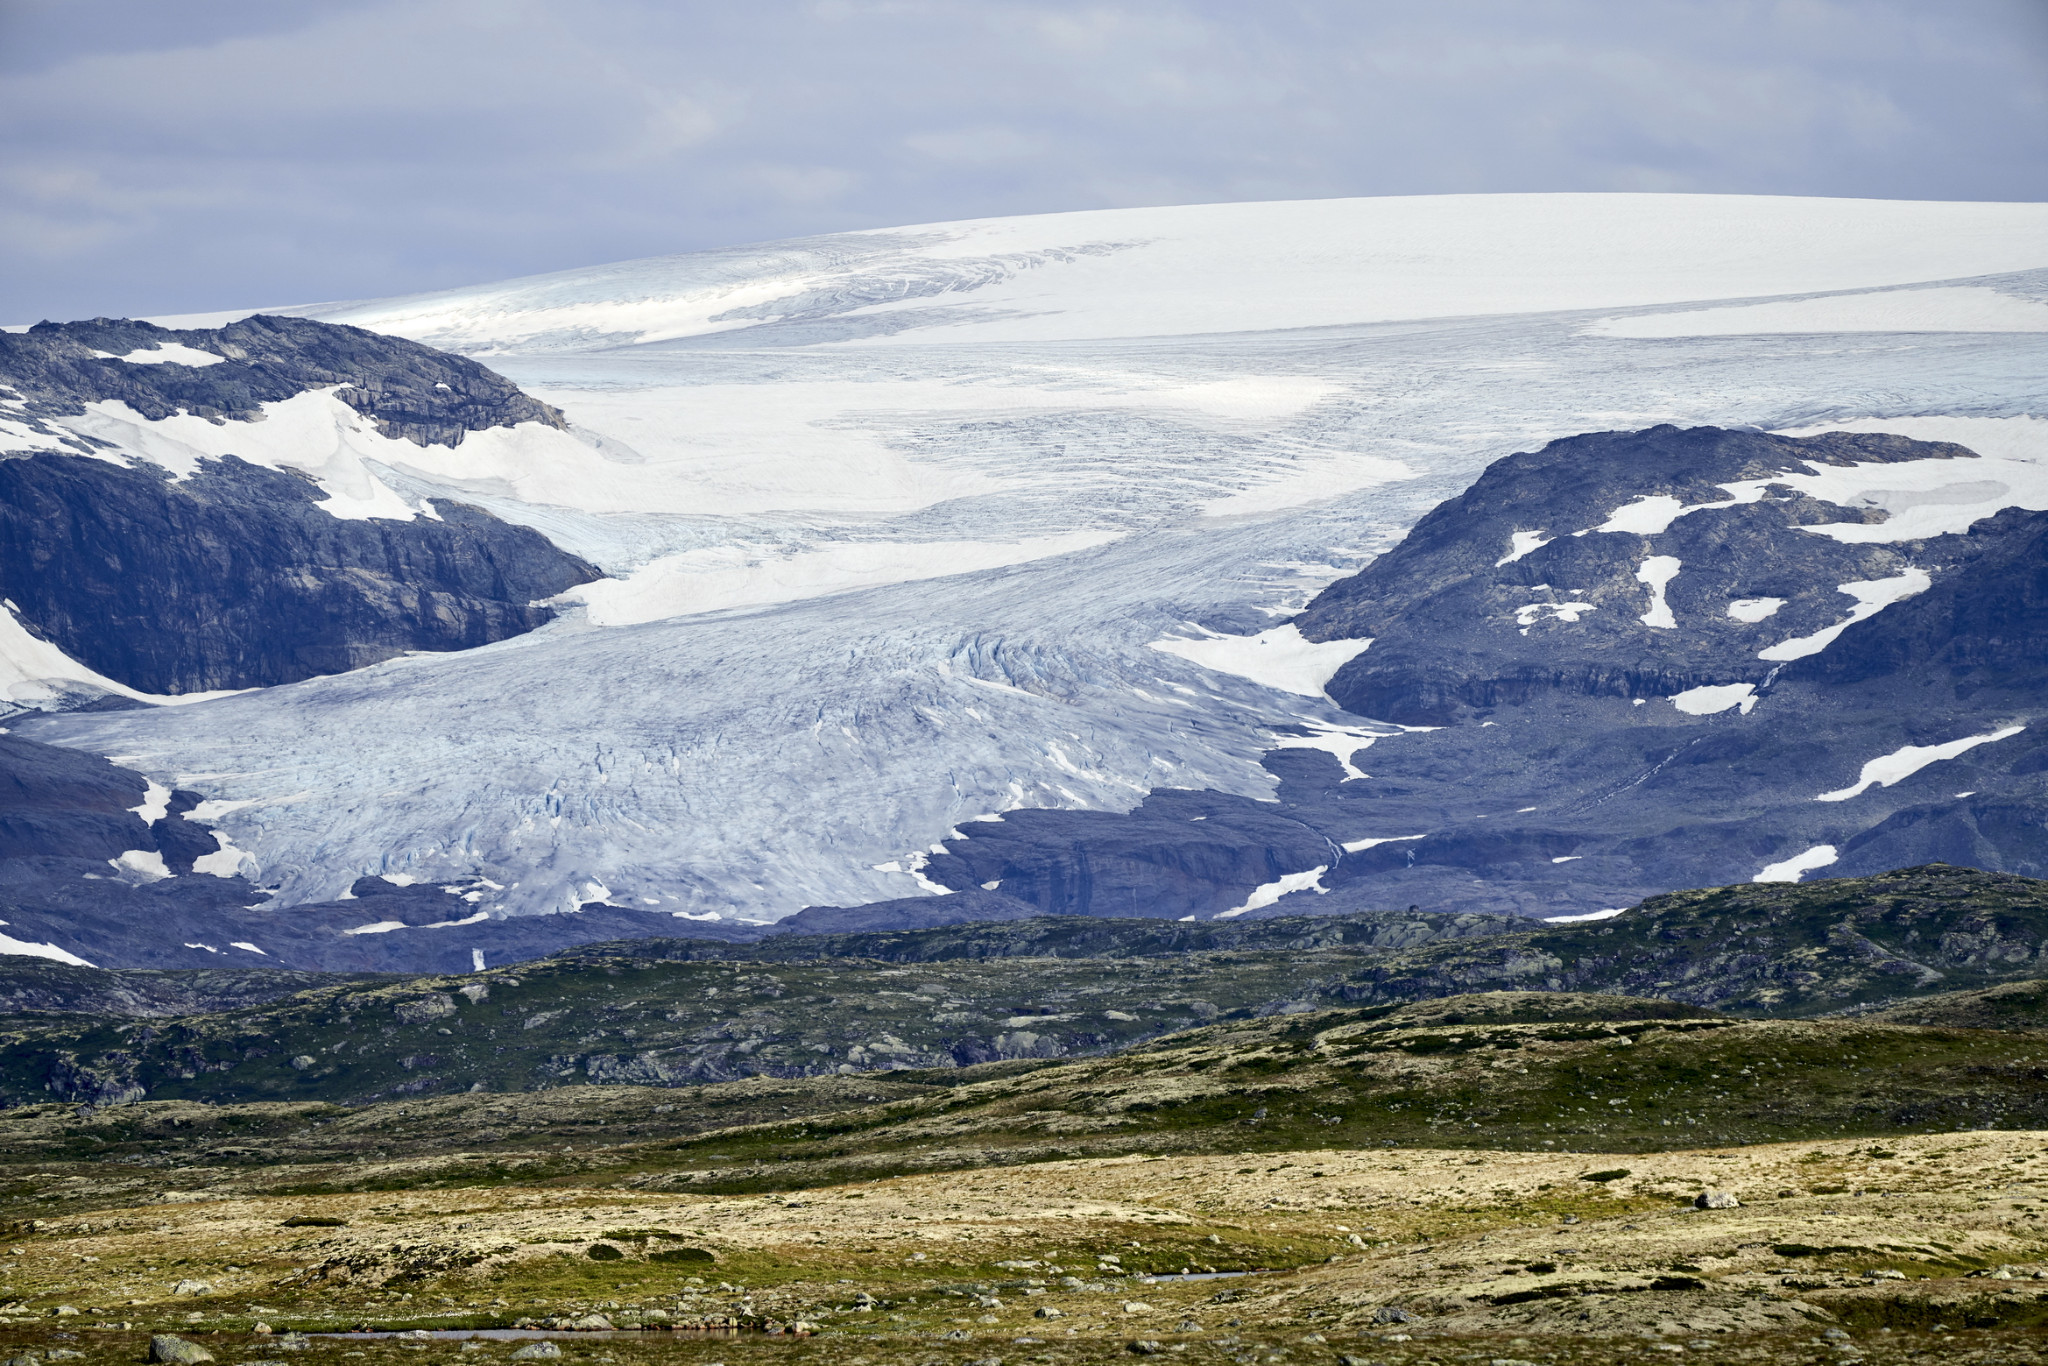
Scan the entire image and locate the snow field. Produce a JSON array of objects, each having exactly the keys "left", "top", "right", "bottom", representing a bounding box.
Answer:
[
  {"left": 298, "top": 194, "right": 2048, "bottom": 353},
  {"left": 1148, "top": 623, "right": 1371, "bottom": 699},
  {"left": 92, "top": 342, "right": 224, "bottom": 366}
]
